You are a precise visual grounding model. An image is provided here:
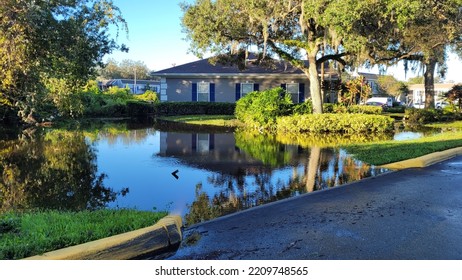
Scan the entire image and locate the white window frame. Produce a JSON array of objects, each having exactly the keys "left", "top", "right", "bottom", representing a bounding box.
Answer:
[
  {"left": 241, "top": 83, "right": 254, "bottom": 98},
  {"left": 197, "top": 134, "right": 210, "bottom": 153},
  {"left": 198, "top": 82, "right": 210, "bottom": 102},
  {"left": 286, "top": 83, "right": 299, "bottom": 103}
]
